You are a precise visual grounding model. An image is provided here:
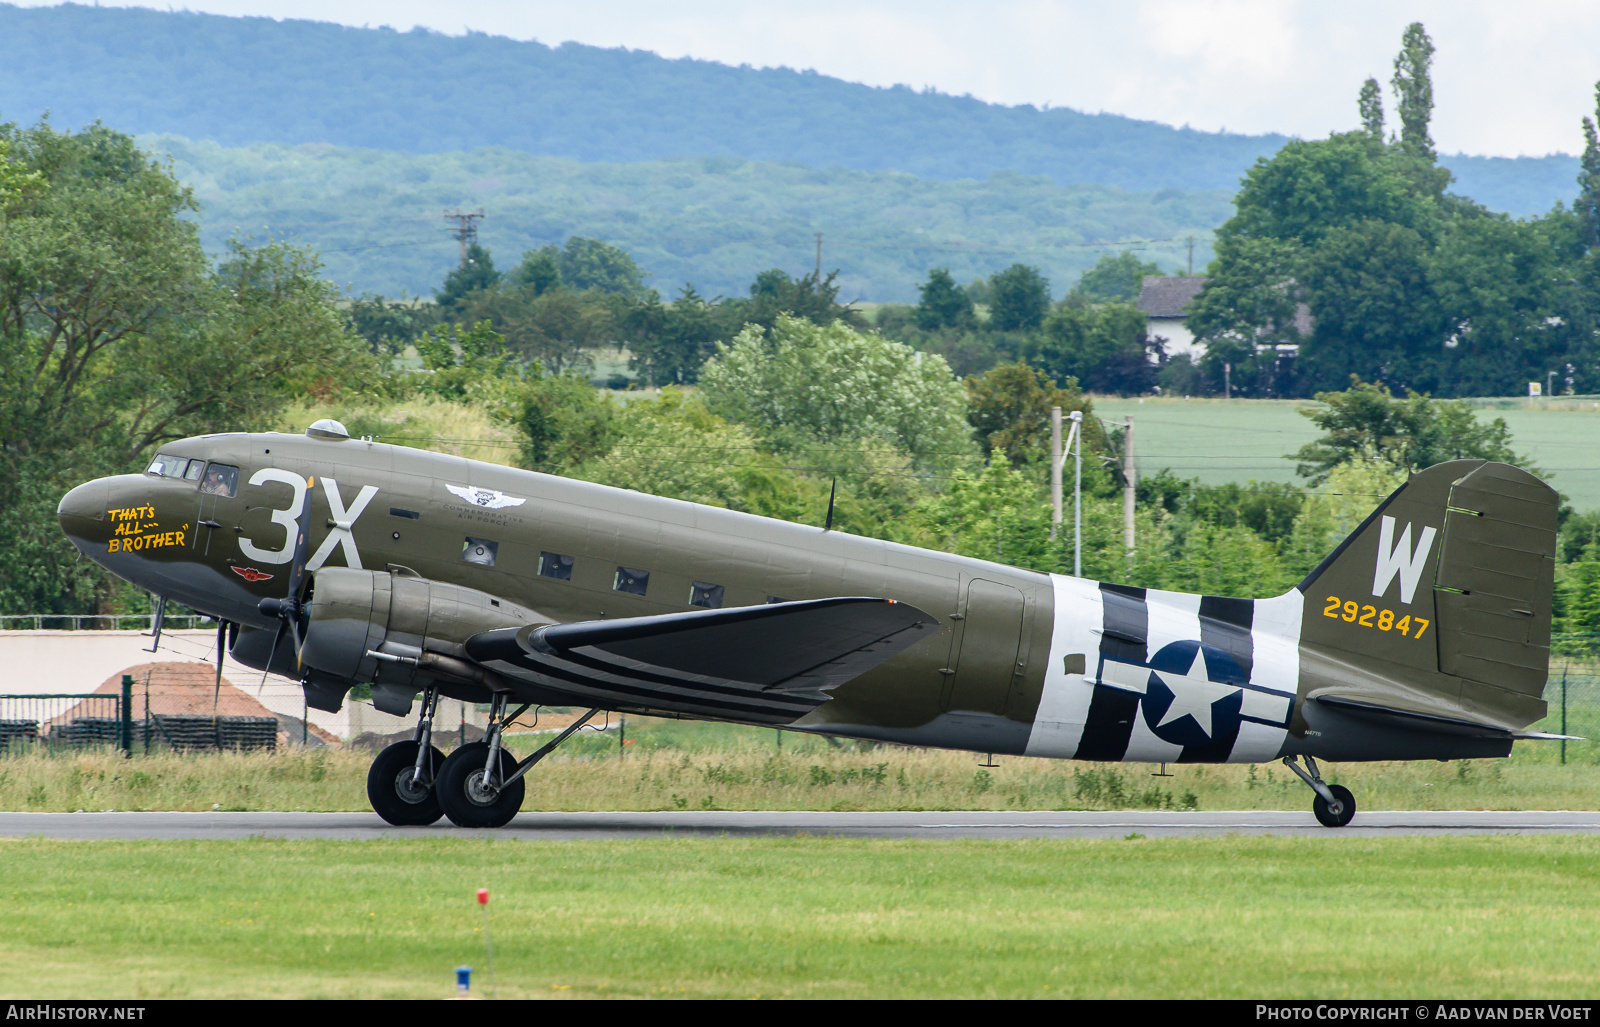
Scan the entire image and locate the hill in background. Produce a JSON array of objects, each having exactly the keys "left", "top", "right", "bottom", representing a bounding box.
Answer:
[
  {"left": 0, "top": 3, "right": 1580, "bottom": 217},
  {"left": 152, "top": 135, "right": 1233, "bottom": 301}
]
